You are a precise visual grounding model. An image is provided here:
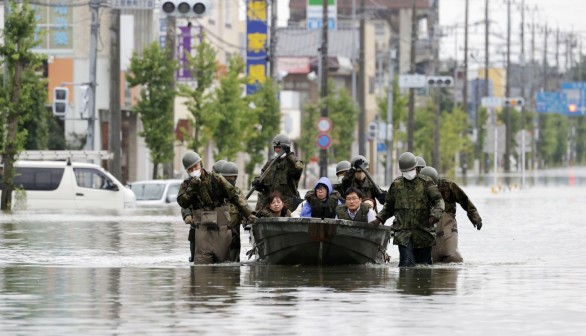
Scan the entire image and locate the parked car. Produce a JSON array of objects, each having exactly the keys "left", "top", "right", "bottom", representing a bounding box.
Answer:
[
  {"left": 2, "top": 160, "right": 136, "bottom": 210},
  {"left": 128, "top": 179, "right": 183, "bottom": 207}
]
